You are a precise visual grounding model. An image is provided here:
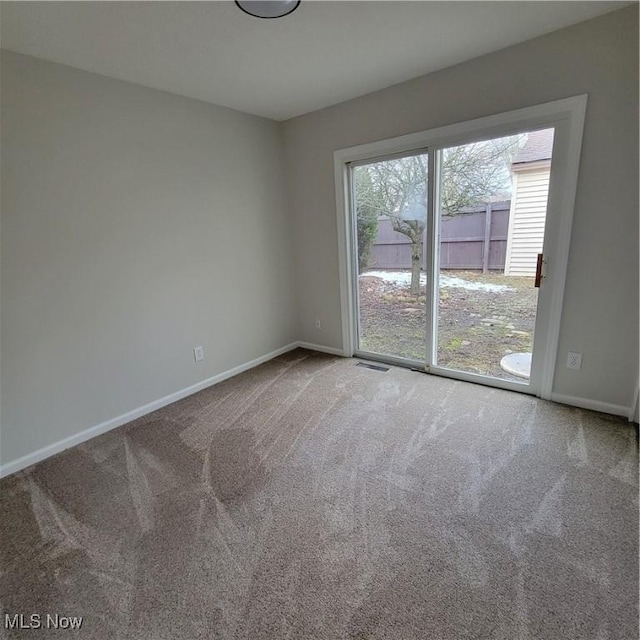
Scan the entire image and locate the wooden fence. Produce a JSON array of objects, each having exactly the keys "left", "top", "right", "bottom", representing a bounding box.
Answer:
[{"left": 369, "top": 201, "right": 510, "bottom": 272}]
